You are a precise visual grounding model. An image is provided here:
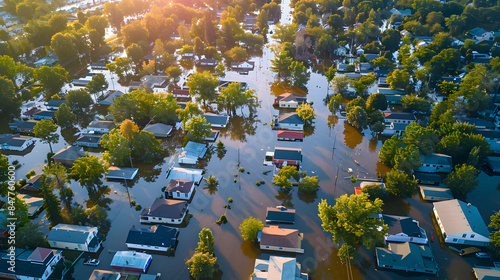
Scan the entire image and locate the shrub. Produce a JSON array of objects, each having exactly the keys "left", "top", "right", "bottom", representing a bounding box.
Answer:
[
  {"left": 238, "top": 167, "right": 245, "bottom": 173},
  {"left": 350, "top": 175, "right": 357, "bottom": 183},
  {"left": 216, "top": 214, "right": 228, "bottom": 225},
  {"left": 26, "top": 170, "right": 36, "bottom": 179},
  {"left": 135, "top": 204, "right": 142, "bottom": 211},
  {"left": 228, "top": 197, "right": 233, "bottom": 203}
]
